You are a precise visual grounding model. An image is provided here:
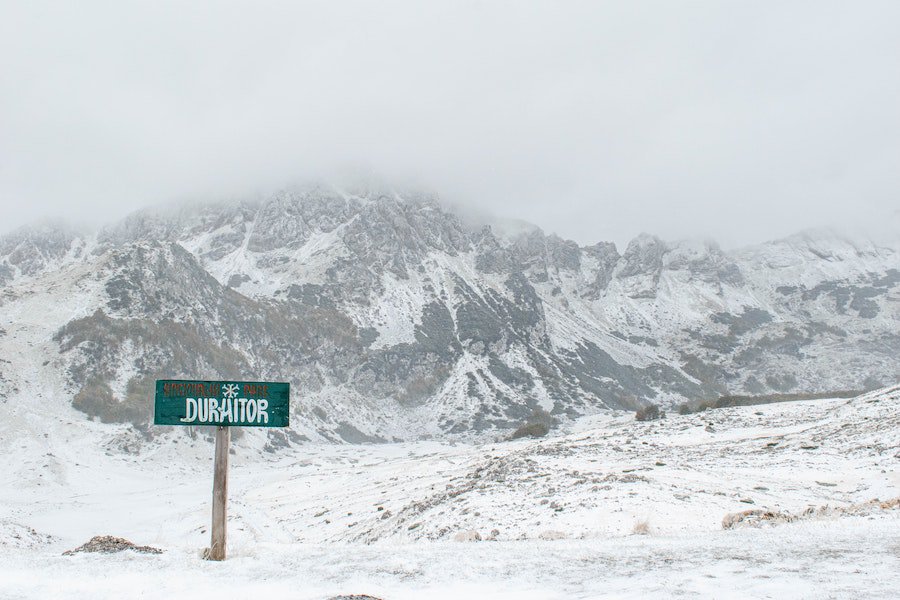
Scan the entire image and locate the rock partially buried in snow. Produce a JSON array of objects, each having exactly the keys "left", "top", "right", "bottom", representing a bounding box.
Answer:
[
  {"left": 453, "top": 529, "right": 482, "bottom": 542},
  {"left": 63, "top": 535, "right": 163, "bottom": 556},
  {"left": 328, "top": 596, "right": 384, "bottom": 600},
  {"left": 538, "top": 530, "right": 568, "bottom": 541}
]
